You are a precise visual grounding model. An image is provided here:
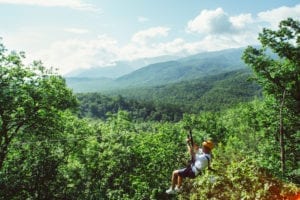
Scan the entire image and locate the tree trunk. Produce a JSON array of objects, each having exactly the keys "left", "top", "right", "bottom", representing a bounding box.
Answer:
[
  {"left": 279, "top": 89, "right": 286, "bottom": 176},
  {"left": 0, "top": 127, "right": 9, "bottom": 170},
  {"left": 0, "top": 141, "right": 9, "bottom": 170}
]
